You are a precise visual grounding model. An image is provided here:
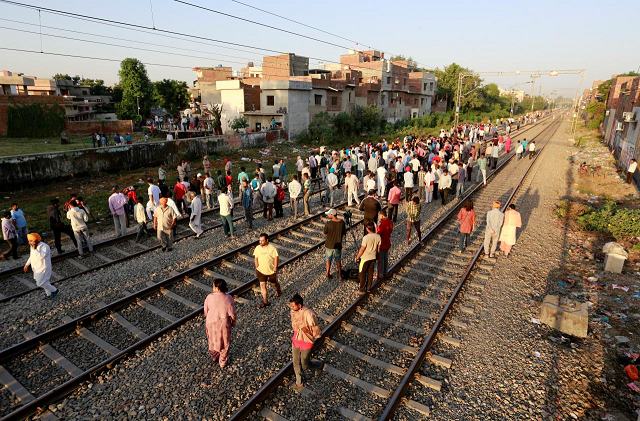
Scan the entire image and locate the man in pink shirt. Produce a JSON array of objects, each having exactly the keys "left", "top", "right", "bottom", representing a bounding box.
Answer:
[
  {"left": 387, "top": 181, "right": 402, "bottom": 223},
  {"left": 108, "top": 186, "right": 128, "bottom": 237},
  {"left": 290, "top": 293, "right": 323, "bottom": 390}
]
